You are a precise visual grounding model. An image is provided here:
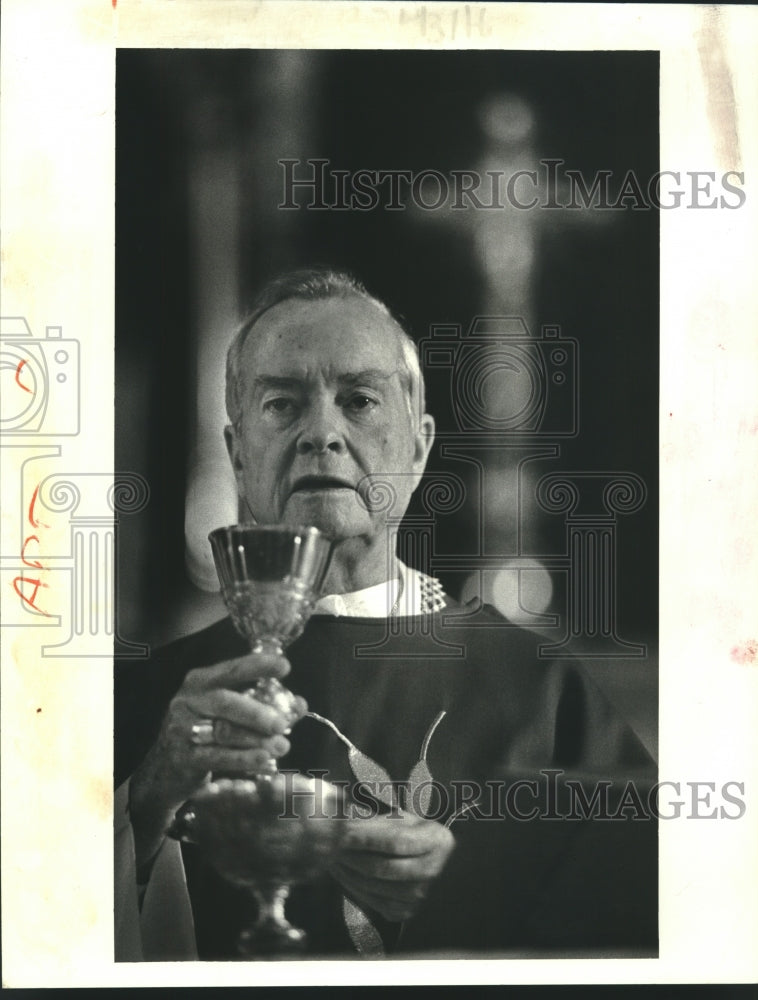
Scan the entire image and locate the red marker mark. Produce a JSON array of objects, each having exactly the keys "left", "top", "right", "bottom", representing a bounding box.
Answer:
[
  {"left": 13, "top": 480, "right": 54, "bottom": 615},
  {"left": 15, "top": 359, "right": 33, "bottom": 393},
  {"left": 731, "top": 640, "right": 757, "bottom": 665},
  {"left": 12, "top": 576, "right": 51, "bottom": 616},
  {"left": 21, "top": 535, "right": 44, "bottom": 570},
  {"left": 28, "top": 483, "right": 50, "bottom": 530},
  {"left": 112, "top": 0, "right": 117, "bottom": 8}
]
